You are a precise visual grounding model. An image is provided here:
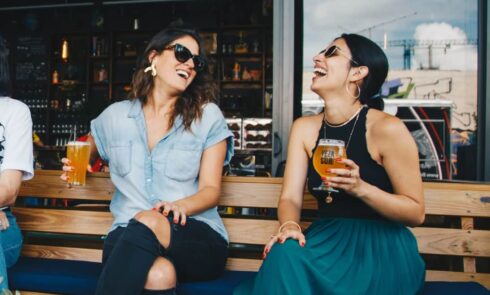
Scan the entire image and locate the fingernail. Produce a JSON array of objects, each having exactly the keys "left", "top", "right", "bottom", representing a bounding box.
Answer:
[
  {"left": 181, "top": 222, "right": 186, "bottom": 226},
  {"left": 335, "top": 158, "right": 343, "bottom": 162},
  {"left": 326, "top": 169, "right": 331, "bottom": 173},
  {"left": 262, "top": 253, "right": 266, "bottom": 260},
  {"left": 279, "top": 239, "right": 284, "bottom": 243},
  {"left": 321, "top": 176, "right": 326, "bottom": 180},
  {"left": 265, "top": 248, "right": 269, "bottom": 254},
  {"left": 300, "top": 242, "right": 305, "bottom": 247},
  {"left": 174, "top": 219, "right": 178, "bottom": 223},
  {"left": 324, "top": 182, "right": 329, "bottom": 186}
]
